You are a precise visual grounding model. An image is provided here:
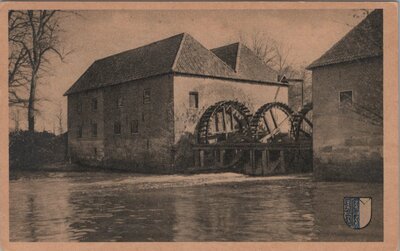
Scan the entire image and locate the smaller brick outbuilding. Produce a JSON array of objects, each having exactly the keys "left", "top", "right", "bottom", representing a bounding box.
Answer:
[{"left": 307, "top": 10, "right": 383, "bottom": 182}]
